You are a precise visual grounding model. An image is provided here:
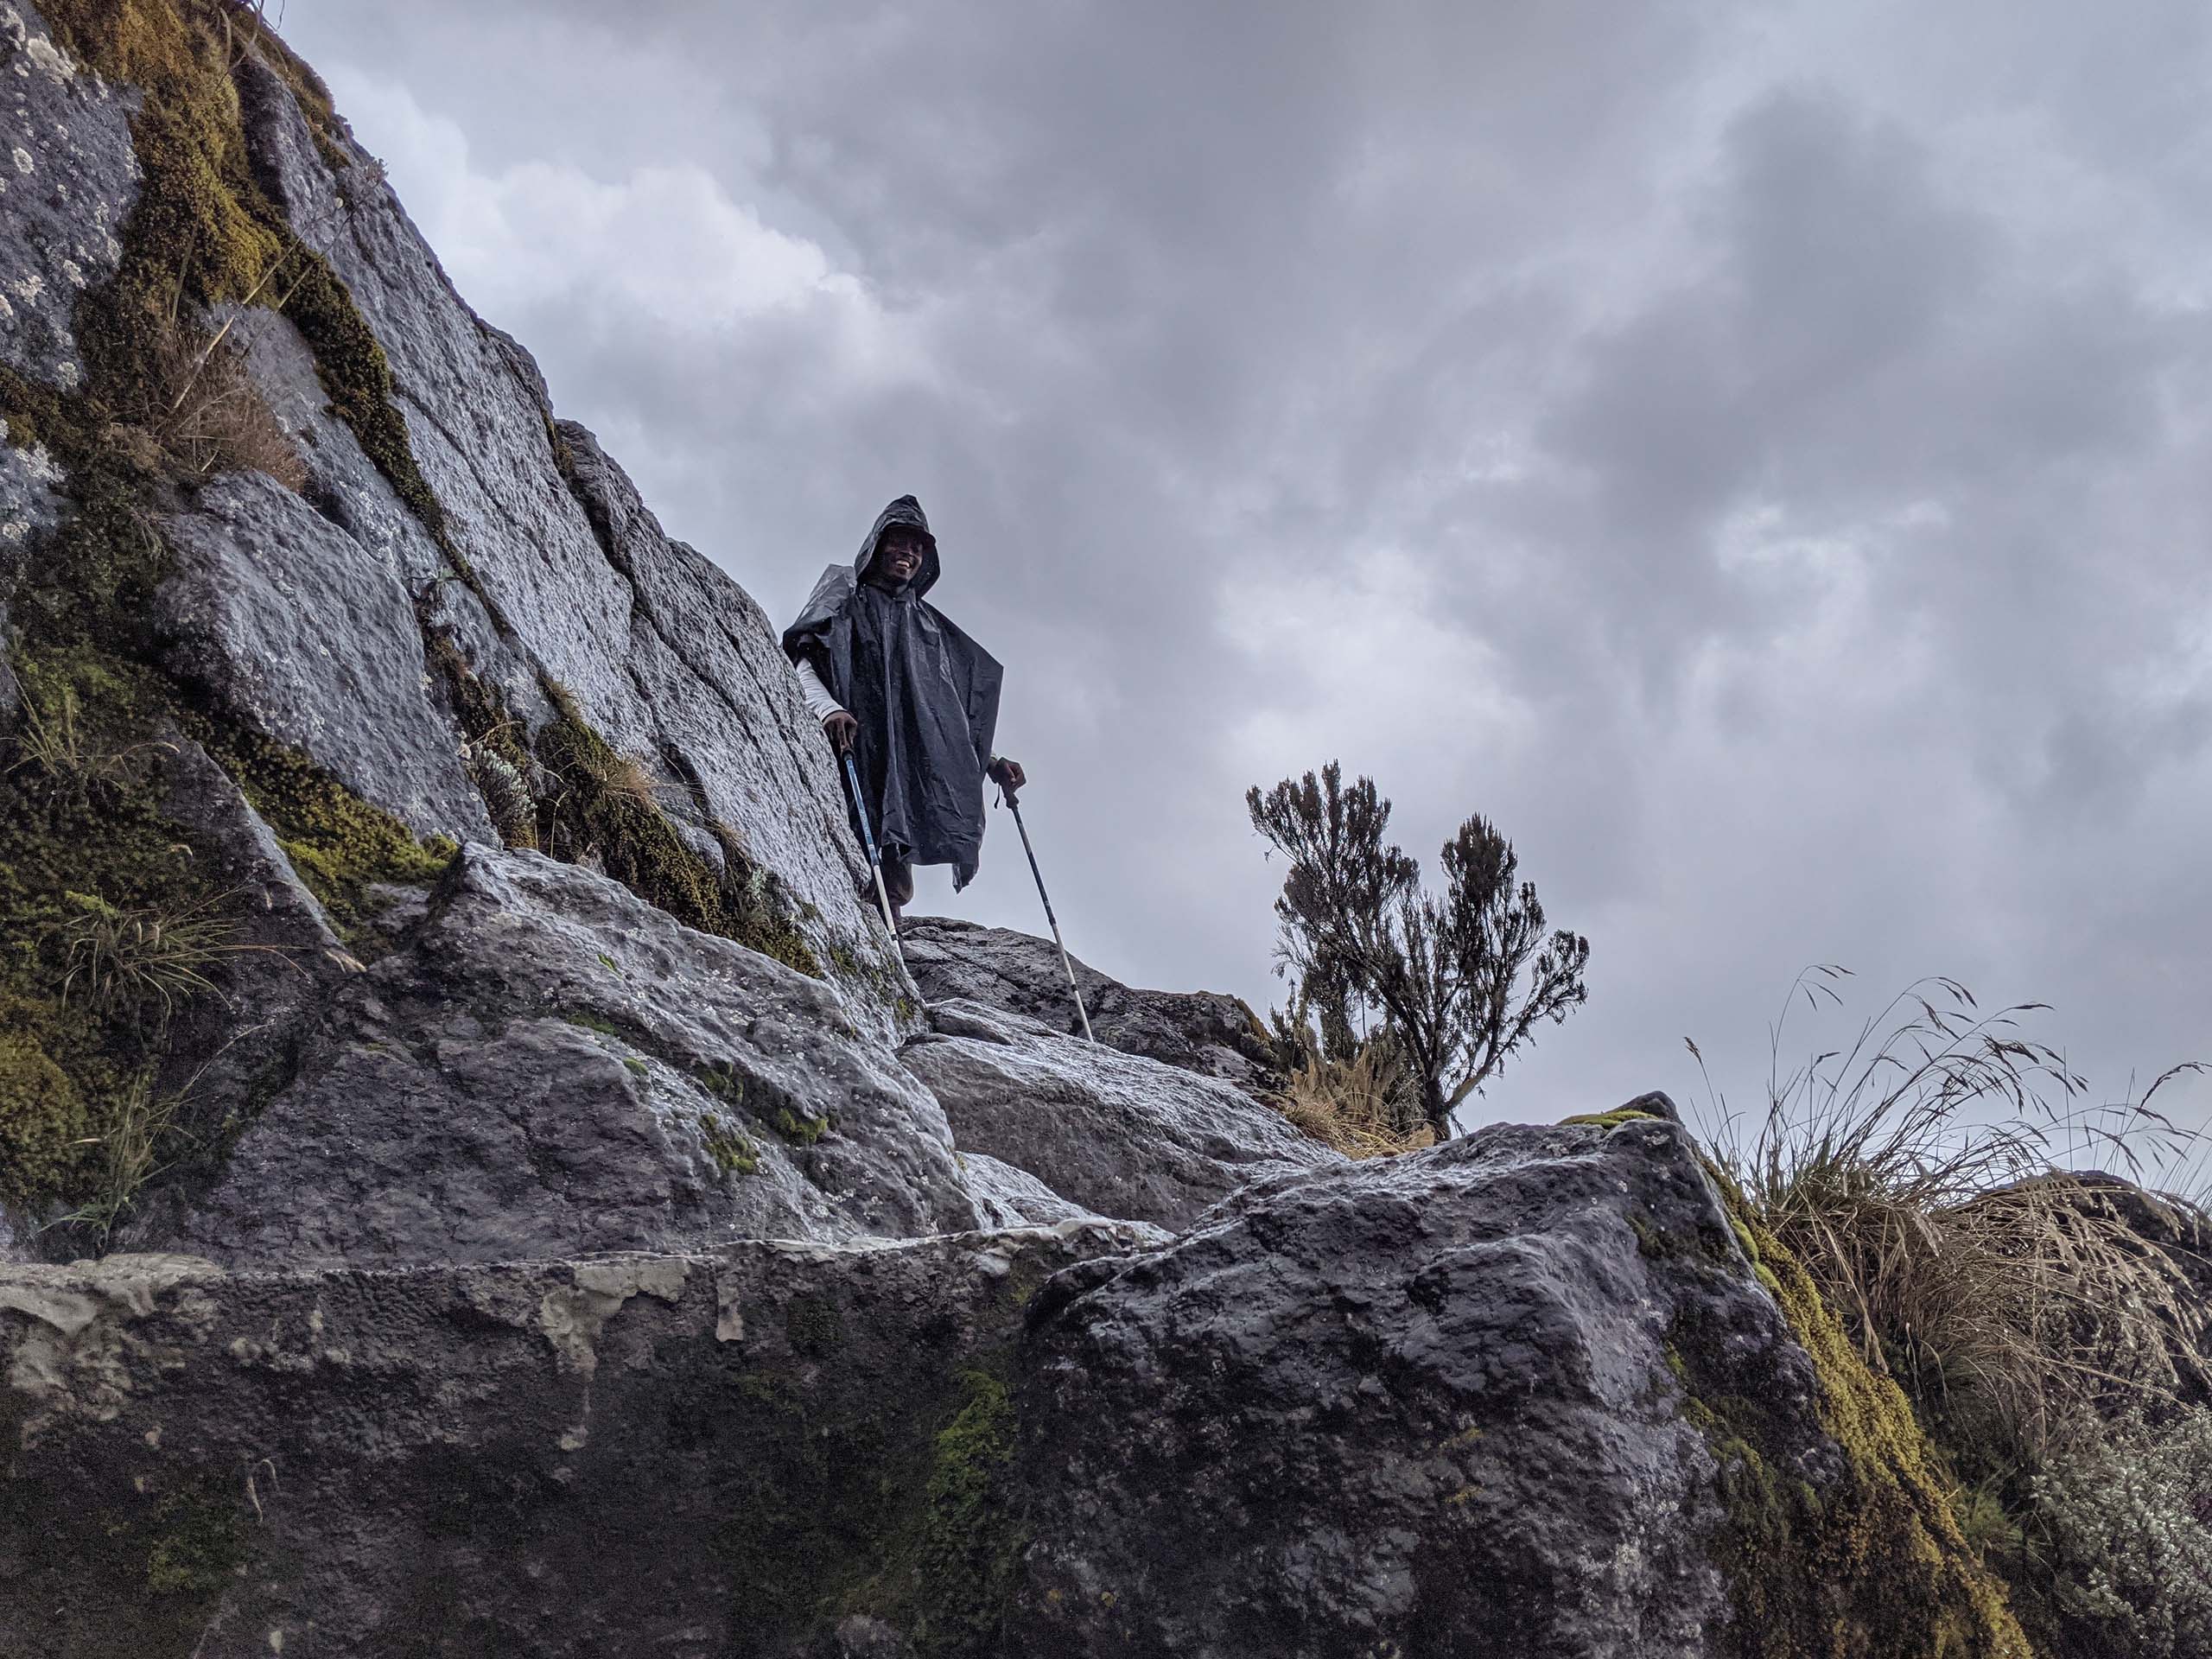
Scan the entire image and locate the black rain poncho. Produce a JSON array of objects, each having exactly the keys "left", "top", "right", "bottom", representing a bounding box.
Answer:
[{"left": 782, "top": 496, "right": 1004, "bottom": 890}]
